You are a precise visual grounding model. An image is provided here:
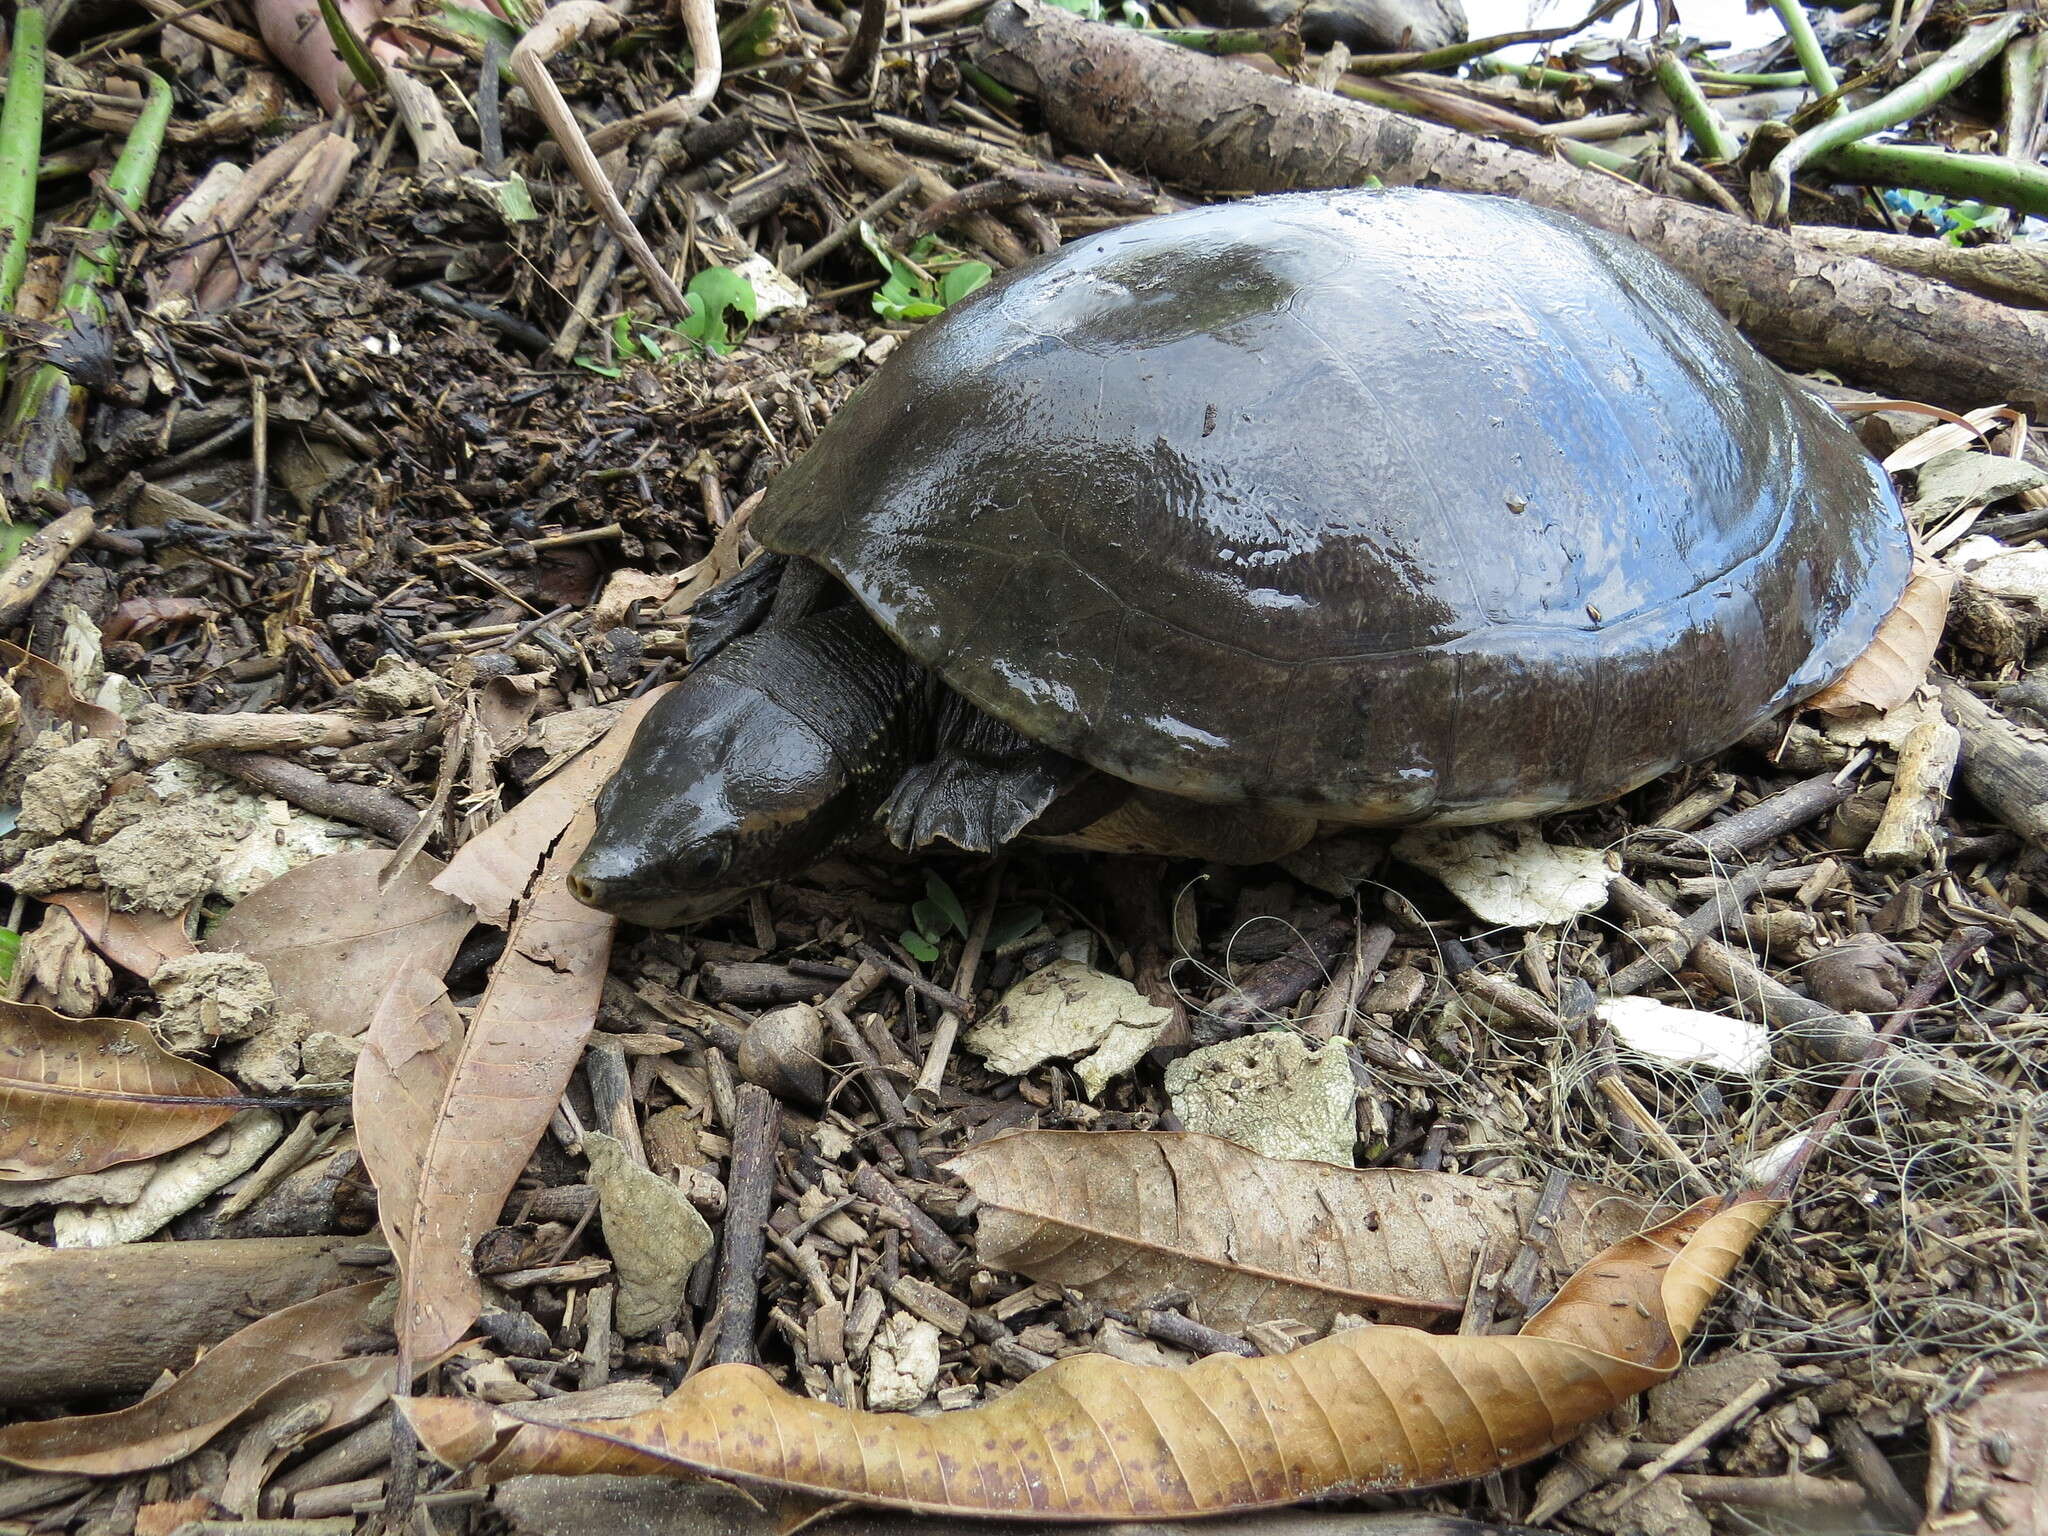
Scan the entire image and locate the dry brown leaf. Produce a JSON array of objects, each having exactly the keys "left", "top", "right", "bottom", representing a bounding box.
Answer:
[
  {"left": 433, "top": 685, "right": 672, "bottom": 926},
  {"left": 208, "top": 849, "right": 474, "bottom": 1039},
  {"left": 408, "top": 1196, "right": 1777, "bottom": 1520},
  {"left": 0, "top": 641, "right": 125, "bottom": 740},
  {"left": 948, "top": 1130, "right": 1653, "bottom": 1330},
  {"left": 0, "top": 1283, "right": 389, "bottom": 1474},
  {"left": 0, "top": 1001, "right": 247, "bottom": 1179},
  {"left": 354, "top": 967, "right": 463, "bottom": 1279},
  {"left": 103, "top": 597, "right": 215, "bottom": 645},
  {"left": 1926, "top": 1367, "right": 2048, "bottom": 1536},
  {"left": 1805, "top": 560, "right": 1955, "bottom": 716},
  {"left": 391, "top": 806, "right": 617, "bottom": 1365},
  {"left": 43, "top": 892, "right": 198, "bottom": 981}
]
